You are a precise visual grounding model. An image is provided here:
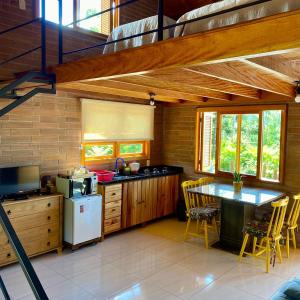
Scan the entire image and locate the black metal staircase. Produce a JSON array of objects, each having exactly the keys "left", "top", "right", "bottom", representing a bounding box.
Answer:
[
  {"left": 0, "top": 0, "right": 56, "bottom": 118},
  {"left": 0, "top": 72, "right": 56, "bottom": 118}
]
